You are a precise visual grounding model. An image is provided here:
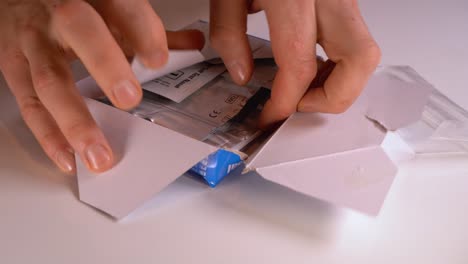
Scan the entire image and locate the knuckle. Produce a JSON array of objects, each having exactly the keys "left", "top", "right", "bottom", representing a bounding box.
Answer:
[
  {"left": 50, "top": 0, "right": 79, "bottom": 16},
  {"left": 63, "top": 120, "right": 99, "bottom": 144},
  {"left": 353, "top": 41, "right": 382, "bottom": 71},
  {"left": 19, "top": 96, "right": 46, "bottom": 123},
  {"left": 16, "top": 96, "right": 65, "bottom": 155},
  {"left": 287, "top": 39, "right": 316, "bottom": 62},
  {"left": 365, "top": 42, "right": 382, "bottom": 67},
  {"left": 271, "top": 100, "right": 297, "bottom": 120},
  {"left": 39, "top": 130, "right": 65, "bottom": 155},
  {"left": 51, "top": 0, "right": 94, "bottom": 25},
  {"left": 0, "top": 49, "right": 25, "bottom": 69},
  {"left": 289, "top": 39, "right": 312, "bottom": 58},
  {"left": 327, "top": 98, "right": 354, "bottom": 114},
  {"left": 278, "top": 40, "right": 318, "bottom": 81},
  {"left": 210, "top": 25, "right": 245, "bottom": 50},
  {"left": 33, "top": 62, "right": 66, "bottom": 94},
  {"left": 19, "top": 26, "right": 43, "bottom": 45},
  {"left": 293, "top": 60, "right": 318, "bottom": 82}
]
